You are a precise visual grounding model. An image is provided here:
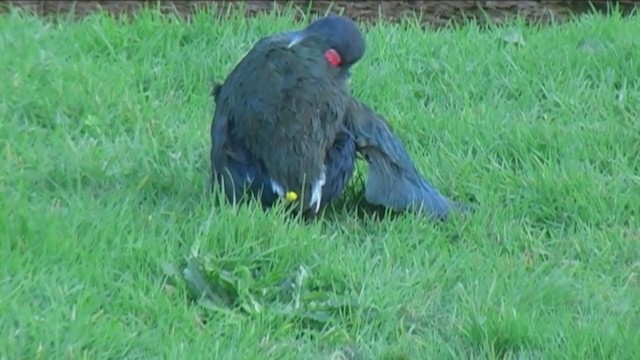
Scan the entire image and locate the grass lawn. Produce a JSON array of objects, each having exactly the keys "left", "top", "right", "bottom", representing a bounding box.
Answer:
[{"left": 1, "top": 5, "right": 639, "bottom": 359}]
